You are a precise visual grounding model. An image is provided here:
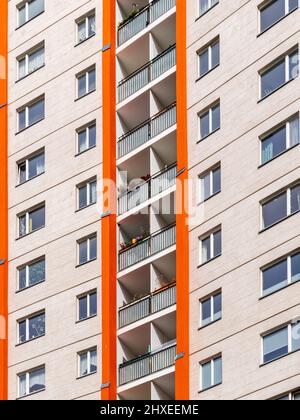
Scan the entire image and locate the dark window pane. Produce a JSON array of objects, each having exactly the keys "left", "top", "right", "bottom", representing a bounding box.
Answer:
[
  {"left": 28, "top": 153, "right": 45, "bottom": 179},
  {"left": 202, "top": 173, "right": 211, "bottom": 201},
  {"left": 214, "top": 357, "right": 222, "bottom": 385},
  {"left": 262, "top": 125, "right": 286, "bottom": 164},
  {"left": 261, "top": 0, "right": 285, "bottom": 32},
  {"left": 29, "top": 206, "right": 45, "bottom": 232},
  {"left": 29, "top": 368, "right": 45, "bottom": 394},
  {"left": 89, "top": 292, "right": 97, "bottom": 317},
  {"left": 28, "top": 100, "right": 44, "bottom": 126},
  {"left": 202, "top": 361, "right": 212, "bottom": 390},
  {"left": 289, "top": 0, "right": 299, "bottom": 11},
  {"left": 19, "top": 267, "right": 27, "bottom": 290},
  {"left": 211, "top": 42, "right": 220, "bottom": 69},
  {"left": 29, "top": 313, "right": 45, "bottom": 340},
  {"left": 29, "top": 259, "right": 45, "bottom": 286},
  {"left": 291, "top": 185, "right": 300, "bottom": 214},
  {"left": 292, "top": 322, "right": 300, "bottom": 352},
  {"left": 89, "top": 236, "right": 97, "bottom": 261},
  {"left": 200, "top": 111, "right": 210, "bottom": 139},
  {"left": 90, "top": 349, "right": 97, "bottom": 373},
  {"left": 214, "top": 293, "right": 222, "bottom": 320},
  {"left": 202, "top": 237, "right": 211, "bottom": 263},
  {"left": 79, "top": 240, "right": 88, "bottom": 265},
  {"left": 200, "top": 49, "right": 209, "bottom": 77},
  {"left": 79, "top": 185, "right": 88, "bottom": 209},
  {"left": 28, "top": 0, "right": 44, "bottom": 20},
  {"left": 89, "top": 125, "right": 96, "bottom": 148},
  {"left": 263, "top": 259, "right": 288, "bottom": 295},
  {"left": 263, "top": 327, "right": 289, "bottom": 363},
  {"left": 291, "top": 253, "right": 300, "bottom": 283},
  {"left": 78, "top": 75, "right": 86, "bottom": 97},
  {"left": 78, "top": 130, "right": 87, "bottom": 153},
  {"left": 263, "top": 192, "right": 287, "bottom": 228},
  {"left": 88, "top": 69, "right": 96, "bottom": 92},
  {"left": 88, "top": 15, "right": 96, "bottom": 37},
  {"left": 19, "top": 110, "right": 26, "bottom": 131},
  {"left": 19, "top": 321, "right": 26, "bottom": 343},
  {"left": 213, "top": 231, "right": 222, "bottom": 257},
  {"left": 90, "top": 181, "right": 97, "bottom": 204},
  {"left": 19, "top": 215, "right": 26, "bottom": 237},
  {"left": 211, "top": 104, "right": 220, "bottom": 132},
  {"left": 202, "top": 298, "right": 211, "bottom": 325},
  {"left": 289, "top": 50, "right": 299, "bottom": 81},
  {"left": 79, "top": 296, "right": 88, "bottom": 320},
  {"left": 19, "top": 162, "right": 27, "bottom": 184},
  {"left": 261, "top": 59, "right": 286, "bottom": 98},
  {"left": 212, "top": 167, "right": 221, "bottom": 195},
  {"left": 18, "top": 5, "right": 26, "bottom": 26}
]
